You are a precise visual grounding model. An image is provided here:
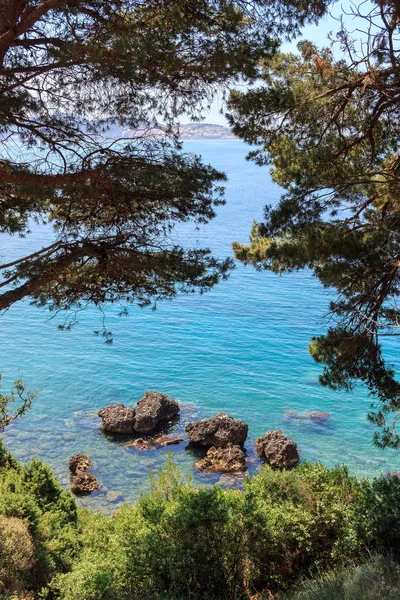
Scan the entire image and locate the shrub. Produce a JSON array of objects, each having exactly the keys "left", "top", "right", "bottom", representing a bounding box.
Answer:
[
  {"left": 0, "top": 515, "right": 34, "bottom": 592},
  {"left": 242, "top": 462, "right": 362, "bottom": 592},
  {"left": 0, "top": 444, "right": 79, "bottom": 595},
  {"left": 55, "top": 459, "right": 365, "bottom": 600},
  {"left": 355, "top": 475, "right": 400, "bottom": 554}
]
